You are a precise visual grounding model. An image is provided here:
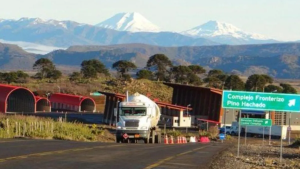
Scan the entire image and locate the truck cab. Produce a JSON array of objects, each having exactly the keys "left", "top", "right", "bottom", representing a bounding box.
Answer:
[{"left": 114, "top": 93, "right": 161, "bottom": 143}]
